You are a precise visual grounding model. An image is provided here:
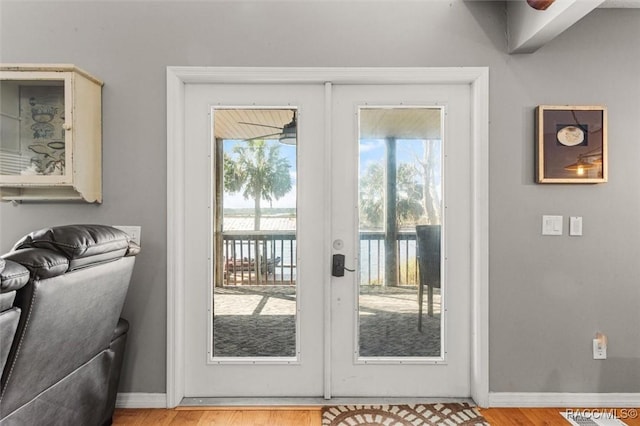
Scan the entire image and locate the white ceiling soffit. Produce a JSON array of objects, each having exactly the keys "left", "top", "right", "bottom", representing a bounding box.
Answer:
[
  {"left": 599, "top": 0, "right": 640, "bottom": 7},
  {"left": 507, "top": 0, "right": 607, "bottom": 54},
  {"left": 506, "top": 0, "right": 640, "bottom": 54}
]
